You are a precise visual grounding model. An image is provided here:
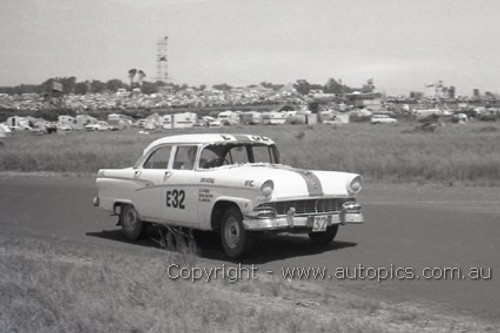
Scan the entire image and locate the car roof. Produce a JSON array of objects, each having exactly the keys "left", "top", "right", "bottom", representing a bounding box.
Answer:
[{"left": 144, "top": 133, "right": 275, "bottom": 153}]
